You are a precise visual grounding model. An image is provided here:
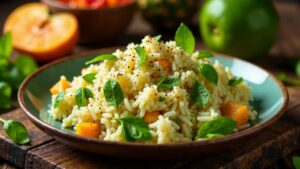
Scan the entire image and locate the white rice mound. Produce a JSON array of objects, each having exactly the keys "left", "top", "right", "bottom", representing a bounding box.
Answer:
[{"left": 49, "top": 36, "right": 257, "bottom": 144}]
